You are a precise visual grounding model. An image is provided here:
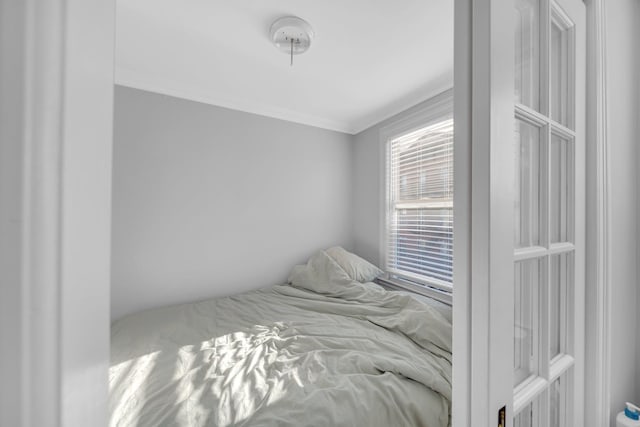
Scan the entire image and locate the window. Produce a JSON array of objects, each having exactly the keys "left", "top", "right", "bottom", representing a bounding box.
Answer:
[{"left": 383, "top": 95, "right": 453, "bottom": 293}]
